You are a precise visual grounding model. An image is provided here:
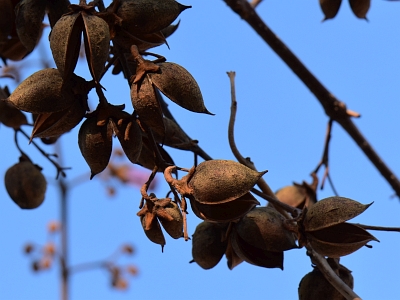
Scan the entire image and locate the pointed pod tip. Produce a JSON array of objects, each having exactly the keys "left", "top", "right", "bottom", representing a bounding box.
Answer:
[
  {"left": 204, "top": 109, "right": 215, "bottom": 116},
  {"left": 90, "top": 173, "right": 96, "bottom": 180}
]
